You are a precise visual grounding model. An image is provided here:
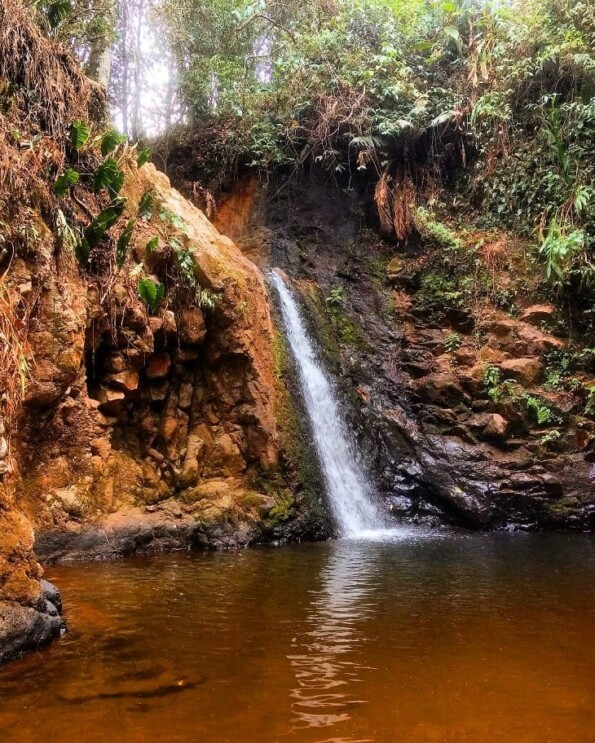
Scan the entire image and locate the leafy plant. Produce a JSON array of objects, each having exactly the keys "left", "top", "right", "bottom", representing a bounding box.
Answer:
[
  {"left": 116, "top": 219, "right": 136, "bottom": 268},
  {"left": 196, "top": 288, "right": 219, "bottom": 310},
  {"left": 69, "top": 120, "right": 89, "bottom": 151},
  {"left": 77, "top": 199, "right": 126, "bottom": 266},
  {"left": 539, "top": 429, "right": 561, "bottom": 449},
  {"left": 521, "top": 394, "right": 558, "bottom": 427},
  {"left": 55, "top": 209, "right": 77, "bottom": 252},
  {"left": 137, "top": 278, "right": 165, "bottom": 313},
  {"left": 138, "top": 190, "right": 155, "bottom": 220},
  {"left": 160, "top": 206, "right": 187, "bottom": 232},
  {"left": 325, "top": 287, "right": 346, "bottom": 306},
  {"left": 484, "top": 366, "right": 502, "bottom": 402},
  {"left": 415, "top": 208, "right": 462, "bottom": 250},
  {"left": 585, "top": 383, "right": 595, "bottom": 418},
  {"left": 444, "top": 332, "right": 462, "bottom": 353},
  {"left": 538, "top": 220, "right": 587, "bottom": 288},
  {"left": 101, "top": 129, "right": 127, "bottom": 157},
  {"left": 174, "top": 245, "right": 196, "bottom": 285},
  {"left": 146, "top": 236, "right": 159, "bottom": 253},
  {"left": 137, "top": 146, "right": 151, "bottom": 168},
  {"left": 93, "top": 158, "right": 125, "bottom": 197},
  {"left": 38, "top": 0, "right": 72, "bottom": 30},
  {"left": 54, "top": 168, "right": 79, "bottom": 196}
]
